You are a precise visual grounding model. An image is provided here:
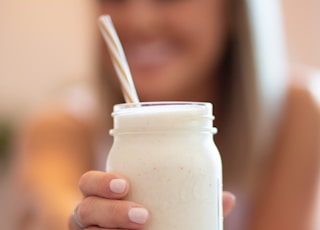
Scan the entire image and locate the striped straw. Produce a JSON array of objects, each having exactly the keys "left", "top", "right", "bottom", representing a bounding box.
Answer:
[{"left": 98, "top": 15, "right": 139, "bottom": 103}]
